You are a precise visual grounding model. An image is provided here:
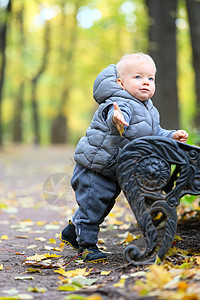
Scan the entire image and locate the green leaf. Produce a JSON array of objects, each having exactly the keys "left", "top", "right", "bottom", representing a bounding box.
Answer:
[
  {"left": 64, "top": 295, "right": 86, "bottom": 300},
  {"left": 71, "top": 275, "right": 98, "bottom": 287},
  {"left": 57, "top": 285, "right": 79, "bottom": 291},
  {"left": 27, "top": 286, "right": 46, "bottom": 293}
]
